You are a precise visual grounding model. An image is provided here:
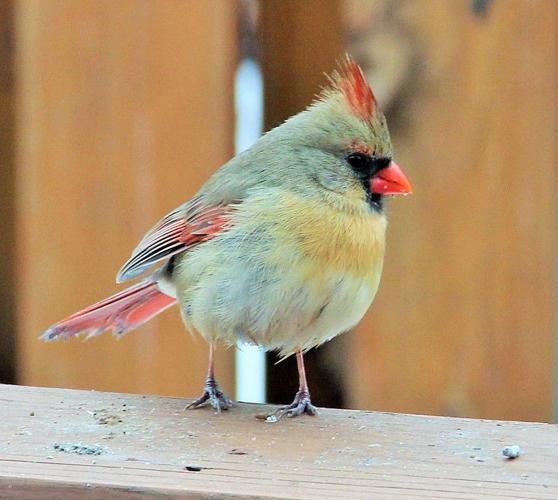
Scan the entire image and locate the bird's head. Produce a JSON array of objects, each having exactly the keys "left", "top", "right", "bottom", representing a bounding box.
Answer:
[{"left": 267, "top": 57, "right": 412, "bottom": 212}]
